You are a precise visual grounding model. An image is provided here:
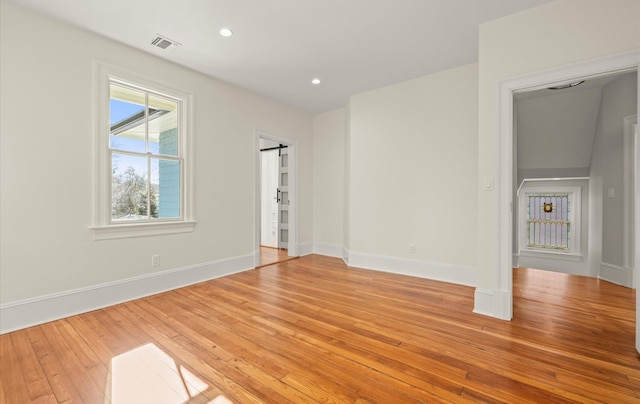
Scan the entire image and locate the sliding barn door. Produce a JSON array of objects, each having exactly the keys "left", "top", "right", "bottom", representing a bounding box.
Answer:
[{"left": 277, "top": 147, "right": 289, "bottom": 250}]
